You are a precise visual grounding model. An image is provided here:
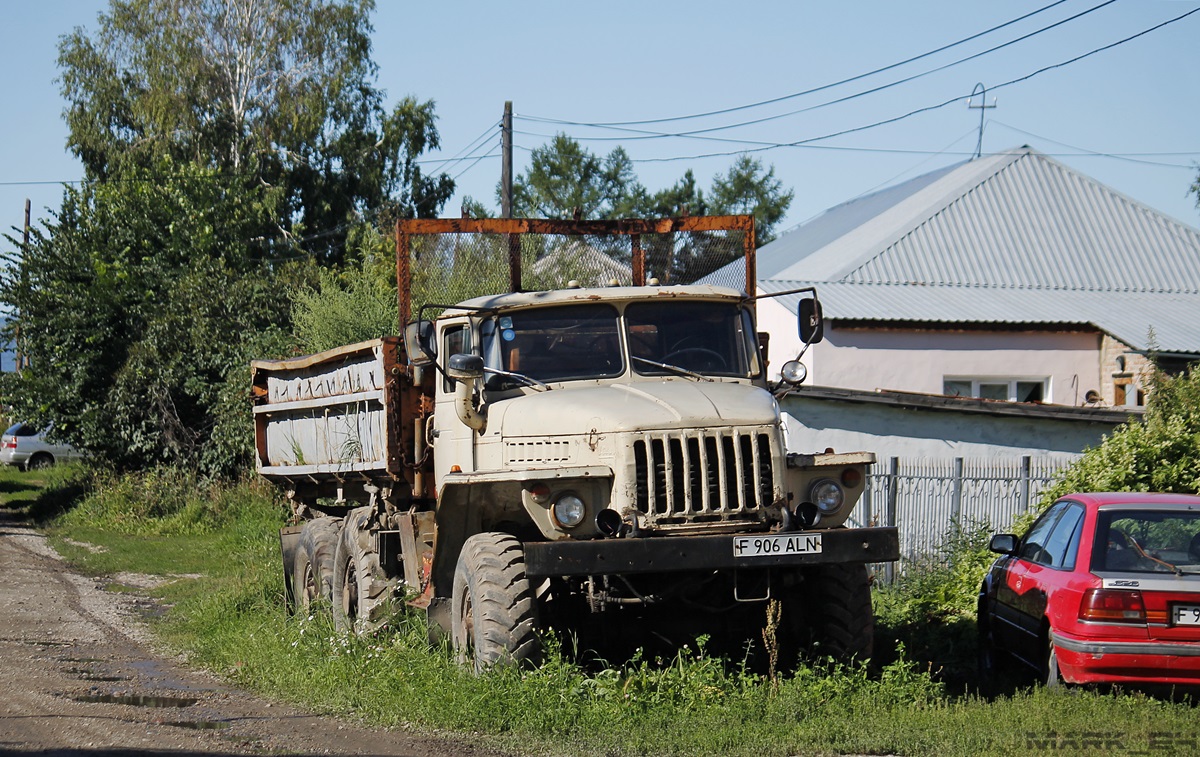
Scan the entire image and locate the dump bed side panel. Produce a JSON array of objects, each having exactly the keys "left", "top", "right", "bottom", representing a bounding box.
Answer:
[{"left": 252, "top": 338, "right": 401, "bottom": 483}]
